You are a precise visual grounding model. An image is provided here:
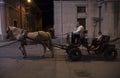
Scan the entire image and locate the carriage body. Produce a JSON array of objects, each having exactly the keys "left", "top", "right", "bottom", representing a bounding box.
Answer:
[
  {"left": 88, "top": 35, "right": 117, "bottom": 60},
  {"left": 66, "top": 33, "right": 117, "bottom": 61}
]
